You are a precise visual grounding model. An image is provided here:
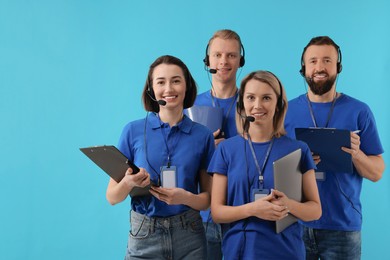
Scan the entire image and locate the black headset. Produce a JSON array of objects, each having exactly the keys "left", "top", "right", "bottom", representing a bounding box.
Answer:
[
  {"left": 299, "top": 44, "right": 343, "bottom": 77},
  {"left": 237, "top": 71, "right": 285, "bottom": 113},
  {"left": 146, "top": 79, "right": 165, "bottom": 106},
  {"left": 272, "top": 72, "right": 285, "bottom": 111},
  {"left": 146, "top": 70, "right": 193, "bottom": 108},
  {"left": 203, "top": 42, "right": 246, "bottom": 68},
  {"left": 146, "top": 79, "right": 154, "bottom": 97}
]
